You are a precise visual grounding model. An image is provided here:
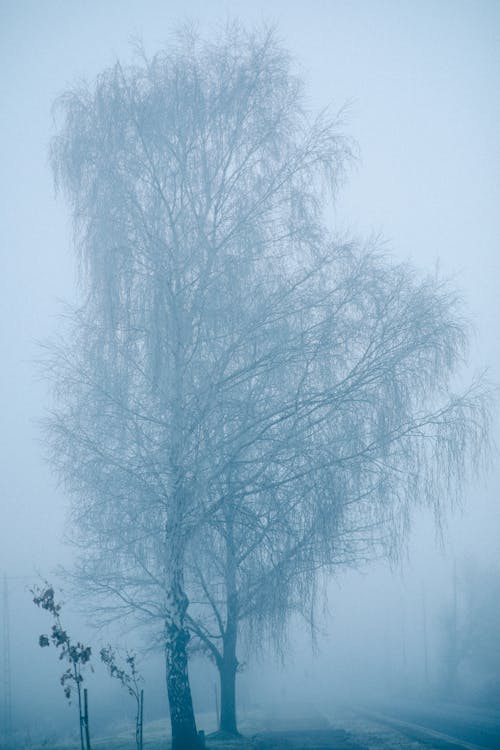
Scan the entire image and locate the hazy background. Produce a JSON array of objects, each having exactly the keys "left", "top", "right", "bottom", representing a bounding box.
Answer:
[{"left": 1, "top": 0, "right": 499, "bottom": 740}]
